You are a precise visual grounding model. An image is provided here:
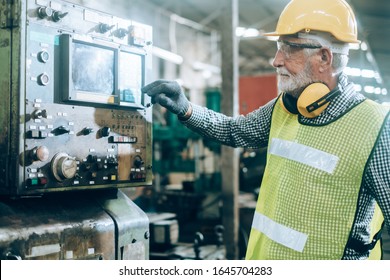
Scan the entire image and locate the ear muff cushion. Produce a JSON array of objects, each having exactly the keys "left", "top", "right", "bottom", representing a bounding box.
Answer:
[
  {"left": 297, "top": 83, "right": 330, "bottom": 118},
  {"left": 280, "top": 92, "right": 299, "bottom": 114}
]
